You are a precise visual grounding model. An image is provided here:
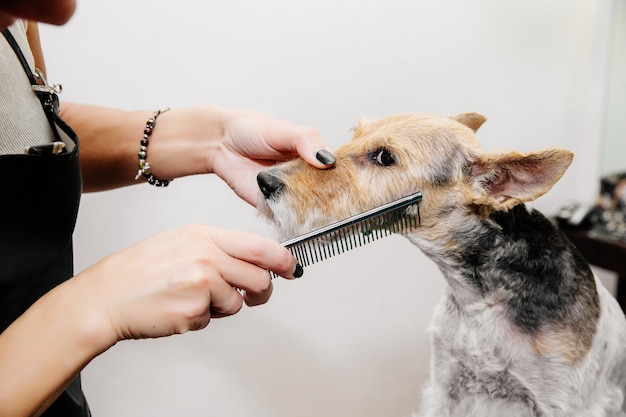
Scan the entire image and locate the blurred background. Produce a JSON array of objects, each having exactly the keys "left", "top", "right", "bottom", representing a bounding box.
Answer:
[{"left": 39, "top": 0, "right": 624, "bottom": 416}]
